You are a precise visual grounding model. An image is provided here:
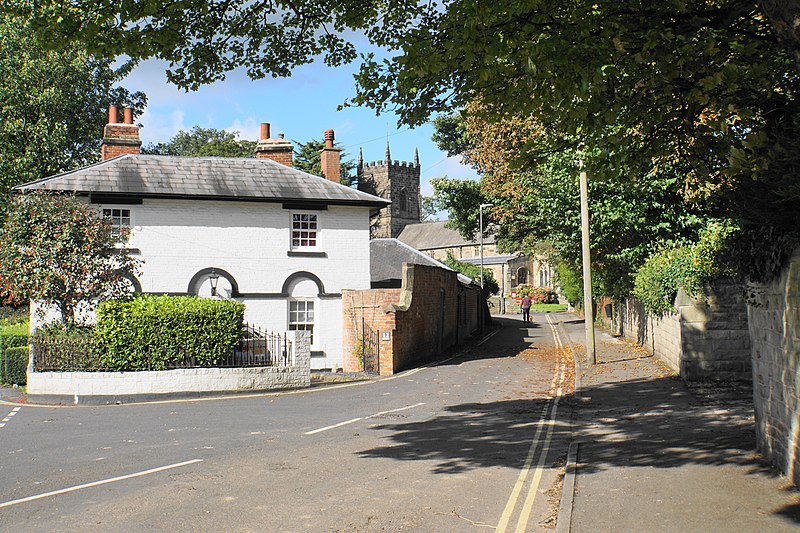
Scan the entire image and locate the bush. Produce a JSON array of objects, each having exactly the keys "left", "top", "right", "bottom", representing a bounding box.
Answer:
[
  {"left": 2, "top": 346, "right": 28, "bottom": 385},
  {"left": 513, "top": 284, "right": 559, "bottom": 304},
  {"left": 633, "top": 220, "right": 738, "bottom": 315},
  {"left": 556, "top": 263, "right": 583, "bottom": 306},
  {"left": 0, "top": 320, "right": 29, "bottom": 351},
  {"left": 96, "top": 295, "right": 245, "bottom": 370}
]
